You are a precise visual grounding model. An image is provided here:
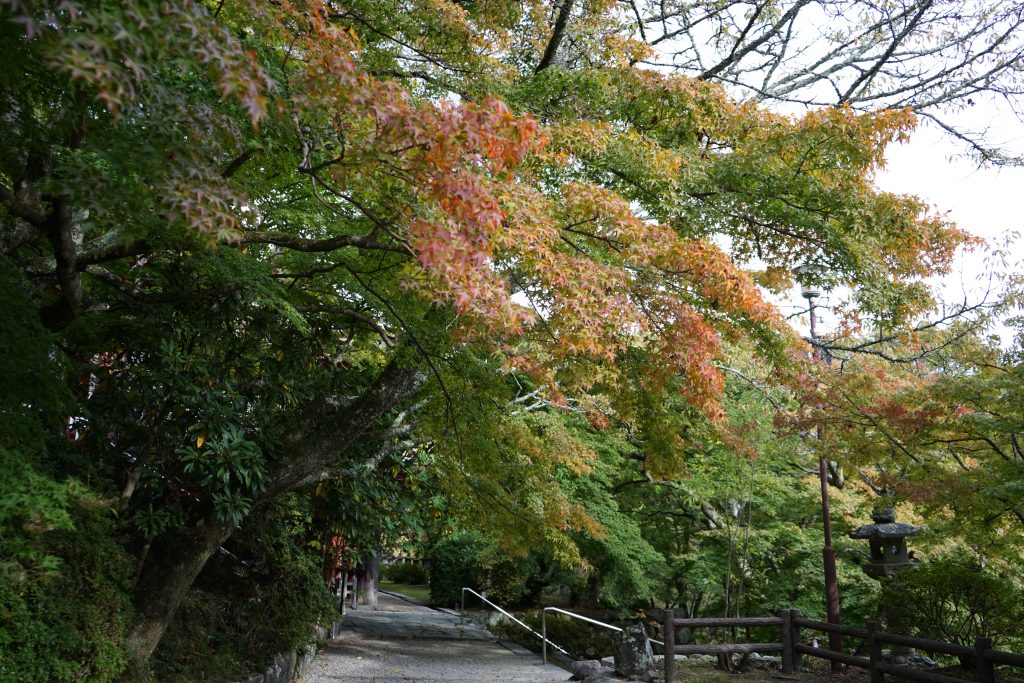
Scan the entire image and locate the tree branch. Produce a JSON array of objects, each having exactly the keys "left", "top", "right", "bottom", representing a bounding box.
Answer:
[
  {"left": 700, "top": 0, "right": 811, "bottom": 81},
  {"left": 536, "top": 0, "right": 575, "bottom": 73},
  {"left": 264, "top": 358, "right": 428, "bottom": 499},
  {"left": 242, "top": 230, "right": 409, "bottom": 254},
  {"left": 0, "top": 181, "right": 48, "bottom": 226},
  {"left": 221, "top": 149, "right": 254, "bottom": 179}
]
